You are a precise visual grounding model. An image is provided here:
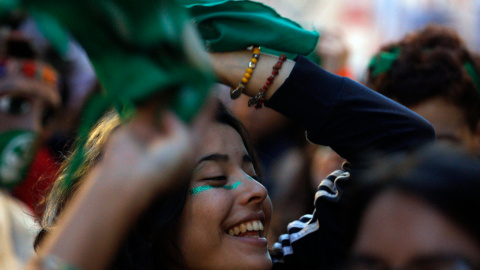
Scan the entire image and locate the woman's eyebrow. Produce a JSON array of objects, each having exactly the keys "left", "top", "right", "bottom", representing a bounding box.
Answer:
[
  {"left": 436, "top": 133, "right": 461, "bottom": 143},
  {"left": 196, "top": 154, "right": 229, "bottom": 165}
]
